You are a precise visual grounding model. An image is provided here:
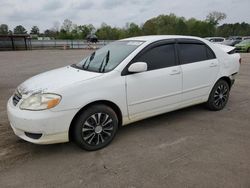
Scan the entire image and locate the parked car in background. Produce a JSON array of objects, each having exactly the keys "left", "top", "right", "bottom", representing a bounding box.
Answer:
[
  {"left": 242, "top": 36, "right": 250, "bottom": 41},
  {"left": 7, "top": 35, "right": 241, "bottom": 150},
  {"left": 86, "top": 34, "right": 98, "bottom": 43},
  {"left": 205, "top": 37, "right": 225, "bottom": 44},
  {"left": 235, "top": 39, "right": 250, "bottom": 53},
  {"left": 223, "top": 36, "right": 242, "bottom": 46}
]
